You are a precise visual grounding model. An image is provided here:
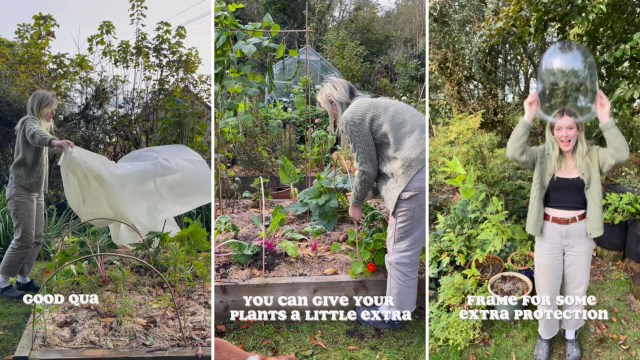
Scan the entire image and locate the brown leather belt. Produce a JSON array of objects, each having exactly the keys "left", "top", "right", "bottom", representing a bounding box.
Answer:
[{"left": 543, "top": 212, "right": 586, "bottom": 225}]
